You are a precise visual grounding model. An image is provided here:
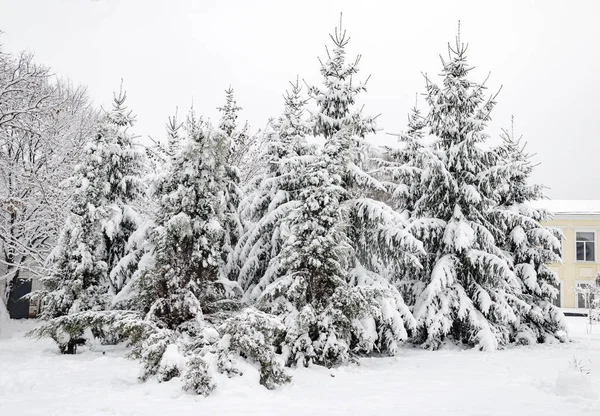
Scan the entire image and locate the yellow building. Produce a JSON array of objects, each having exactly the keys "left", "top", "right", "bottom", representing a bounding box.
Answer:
[{"left": 536, "top": 200, "right": 600, "bottom": 309}]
